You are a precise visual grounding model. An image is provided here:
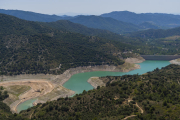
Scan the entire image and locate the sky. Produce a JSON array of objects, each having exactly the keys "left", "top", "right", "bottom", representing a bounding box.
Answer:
[{"left": 0, "top": 0, "right": 180, "bottom": 16}]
